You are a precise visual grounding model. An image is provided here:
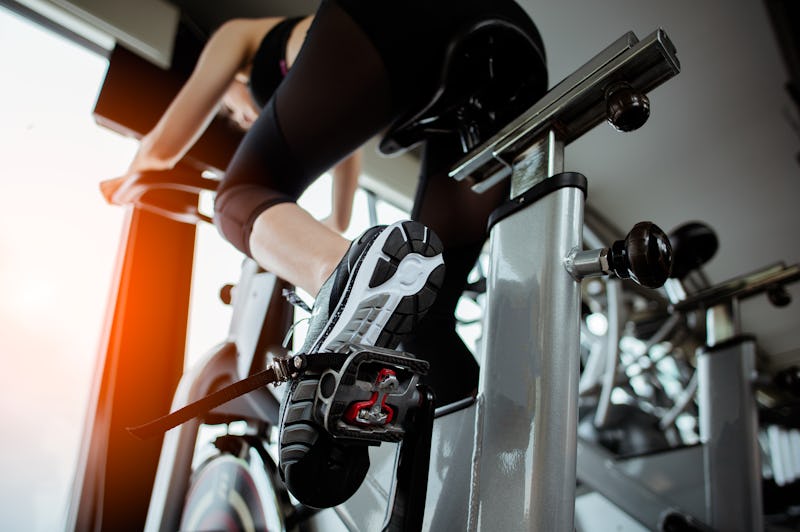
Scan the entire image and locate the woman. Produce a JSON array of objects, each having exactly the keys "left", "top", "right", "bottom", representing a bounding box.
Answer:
[
  {"left": 106, "top": 0, "right": 546, "bottom": 509},
  {"left": 102, "top": 15, "right": 361, "bottom": 233}
]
